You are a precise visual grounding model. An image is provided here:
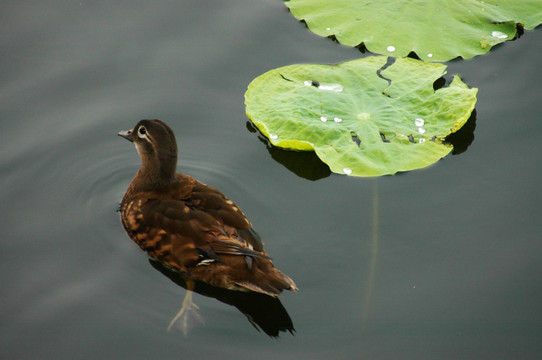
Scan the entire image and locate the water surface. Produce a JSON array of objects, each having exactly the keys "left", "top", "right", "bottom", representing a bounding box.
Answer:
[{"left": 1, "top": 2, "right": 541, "bottom": 359}]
